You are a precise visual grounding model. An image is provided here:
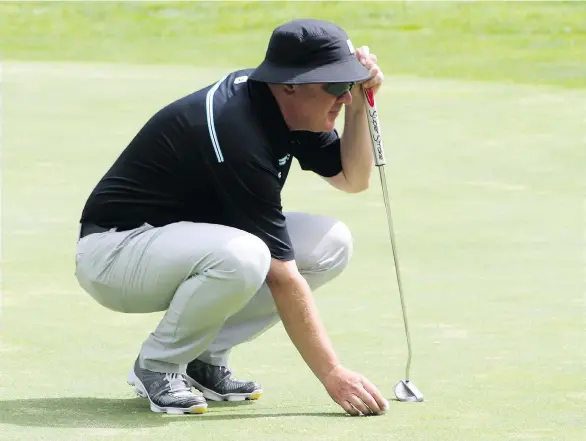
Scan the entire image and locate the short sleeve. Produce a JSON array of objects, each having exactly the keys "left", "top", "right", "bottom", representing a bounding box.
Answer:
[
  {"left": 292, "top": 129, "right": 343, "bottom": 178},
  {"left": 212, "top": 159, "right": 295, "bottom": 261}
]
